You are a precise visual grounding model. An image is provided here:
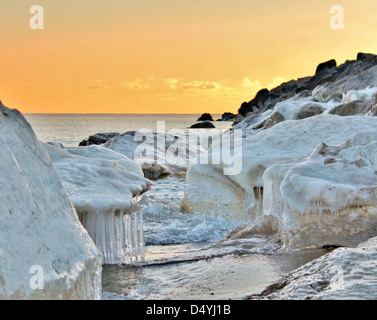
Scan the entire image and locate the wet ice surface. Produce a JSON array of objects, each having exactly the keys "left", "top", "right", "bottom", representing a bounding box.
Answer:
[
  {"left": 102, "top": 176, "right": 327, "bottom": 300},
  {"left": 102, "top": 247, "right": 325, "bottom": 300}
]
